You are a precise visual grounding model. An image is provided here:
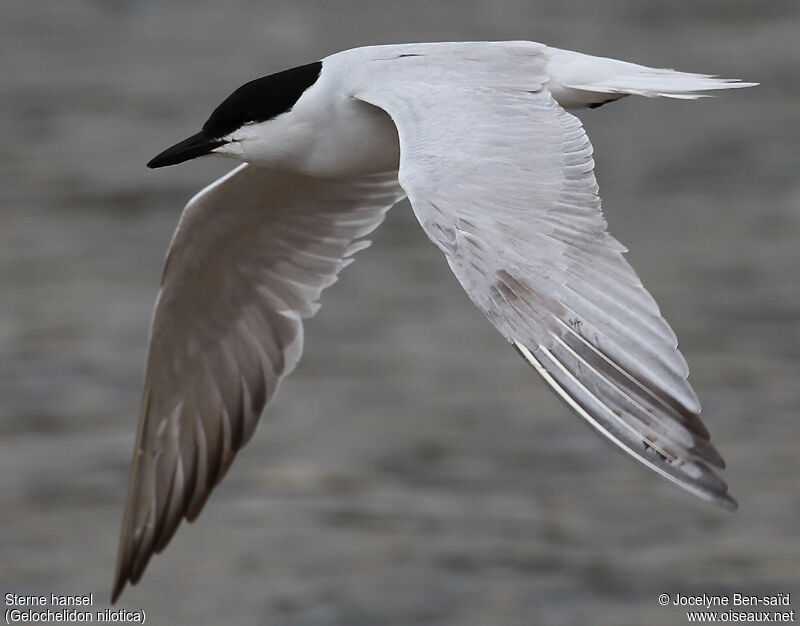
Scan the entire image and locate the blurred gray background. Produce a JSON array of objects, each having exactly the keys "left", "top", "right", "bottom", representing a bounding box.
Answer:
[{"left": 1, "top": 1, "right": 798, "bottom": 624}]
